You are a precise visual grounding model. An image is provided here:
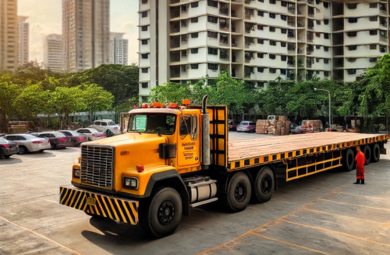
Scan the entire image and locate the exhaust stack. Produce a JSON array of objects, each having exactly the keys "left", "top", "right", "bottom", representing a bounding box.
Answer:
[{"left": 202, "top": 95, "right": 211, "bottom": 169}]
